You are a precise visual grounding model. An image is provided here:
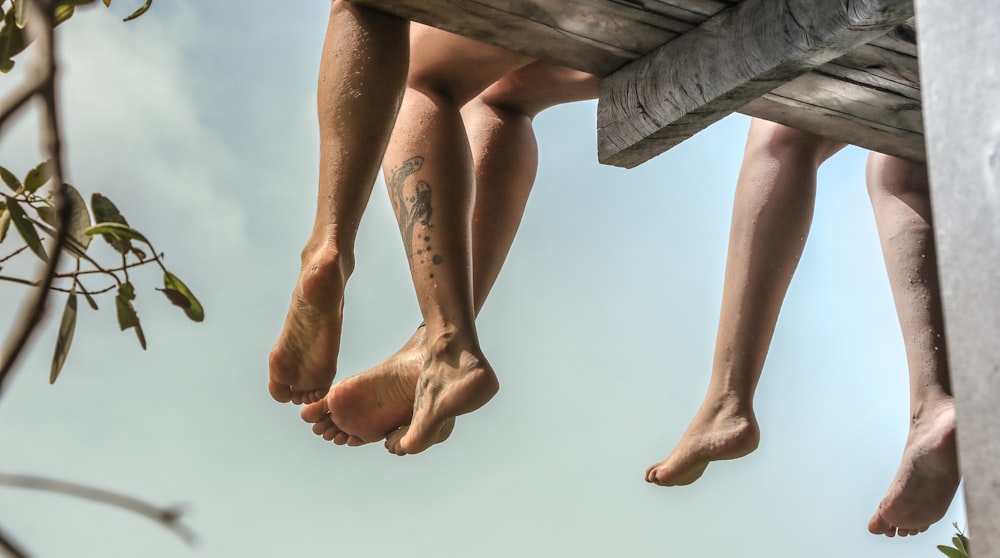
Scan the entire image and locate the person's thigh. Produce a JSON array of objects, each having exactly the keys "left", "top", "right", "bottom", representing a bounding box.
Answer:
[{"left": 407, "top": 23, "right": 534, "bottom": 105}]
